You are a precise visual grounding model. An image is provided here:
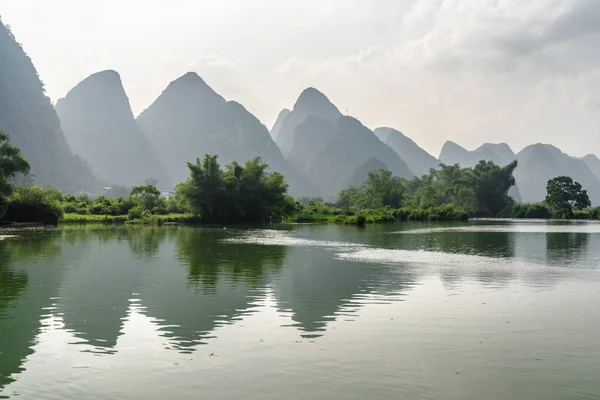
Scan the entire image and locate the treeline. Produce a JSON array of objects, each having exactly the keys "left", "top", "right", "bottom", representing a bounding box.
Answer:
[
  {"left": 293, "top": 161, "right": 600, "bottom": 223},
  {"left": 1, "top": 129, "right": 599, "bottom": 225},
  {"left": 292, "top": 160, "right": 517, "bottom": 223}
]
